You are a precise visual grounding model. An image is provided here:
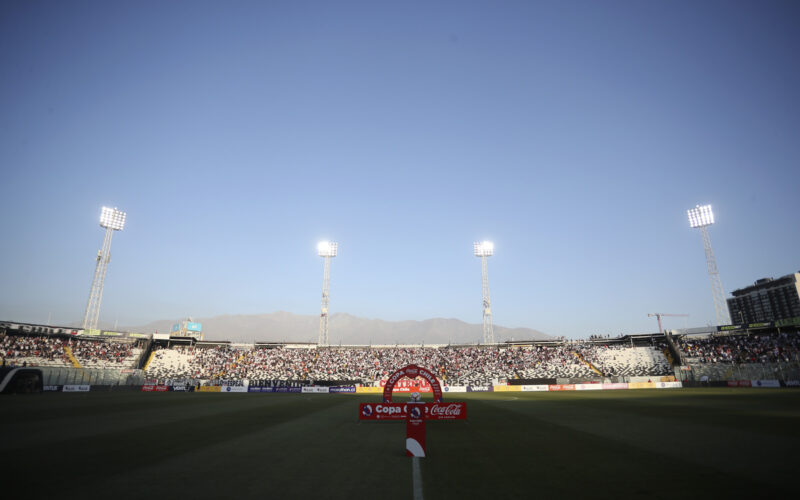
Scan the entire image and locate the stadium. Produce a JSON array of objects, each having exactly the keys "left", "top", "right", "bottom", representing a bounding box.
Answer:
[
  {"left": 4, "top": 2, "right": 800, "bottom": 499},
  {"left": 2, "top": 317, "right": 799, "bottom": 498}
]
